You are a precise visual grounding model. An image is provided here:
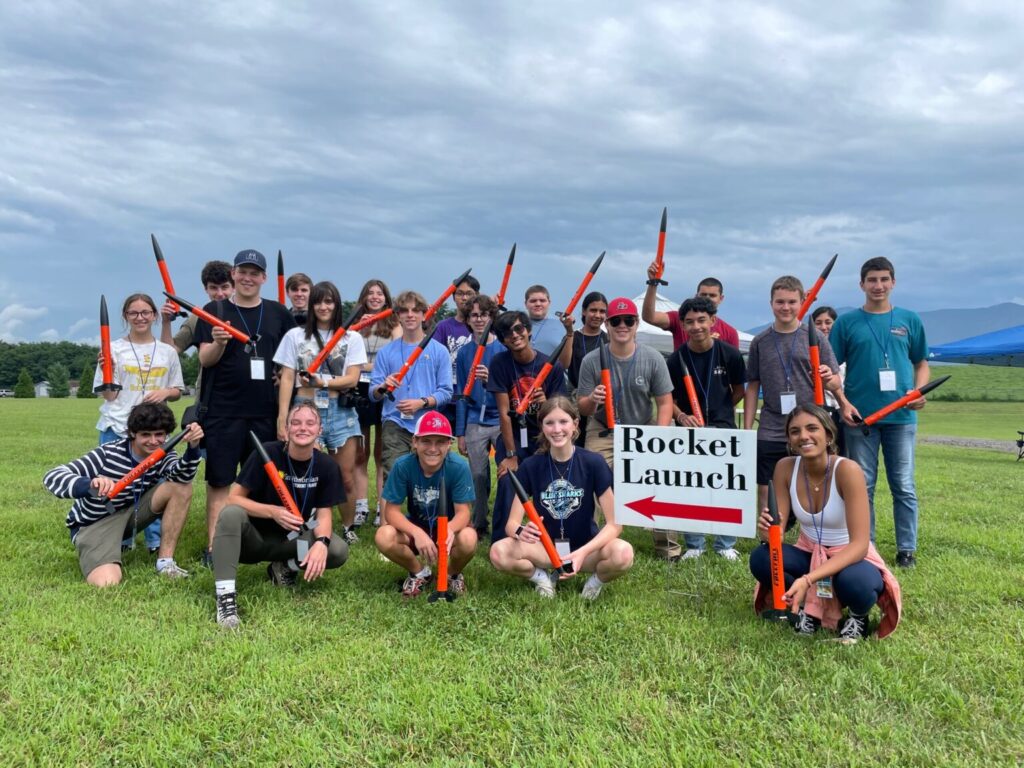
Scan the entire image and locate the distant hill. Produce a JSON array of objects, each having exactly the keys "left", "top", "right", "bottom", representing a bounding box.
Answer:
[{"left": 746, "top": 302, "right": 1024, "bottom": 346}]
